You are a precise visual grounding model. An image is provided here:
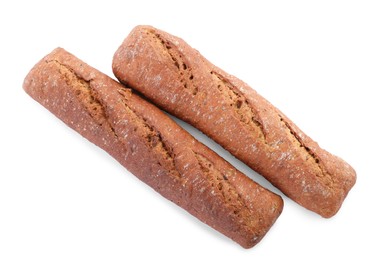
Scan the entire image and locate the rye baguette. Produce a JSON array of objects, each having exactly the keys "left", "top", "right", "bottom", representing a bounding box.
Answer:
[
  {"left": 23, "top": 48, "right": 283, "bottom": 248},
  {"left": 112, "top": 25, "right": 356, "bottom": 217}
]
